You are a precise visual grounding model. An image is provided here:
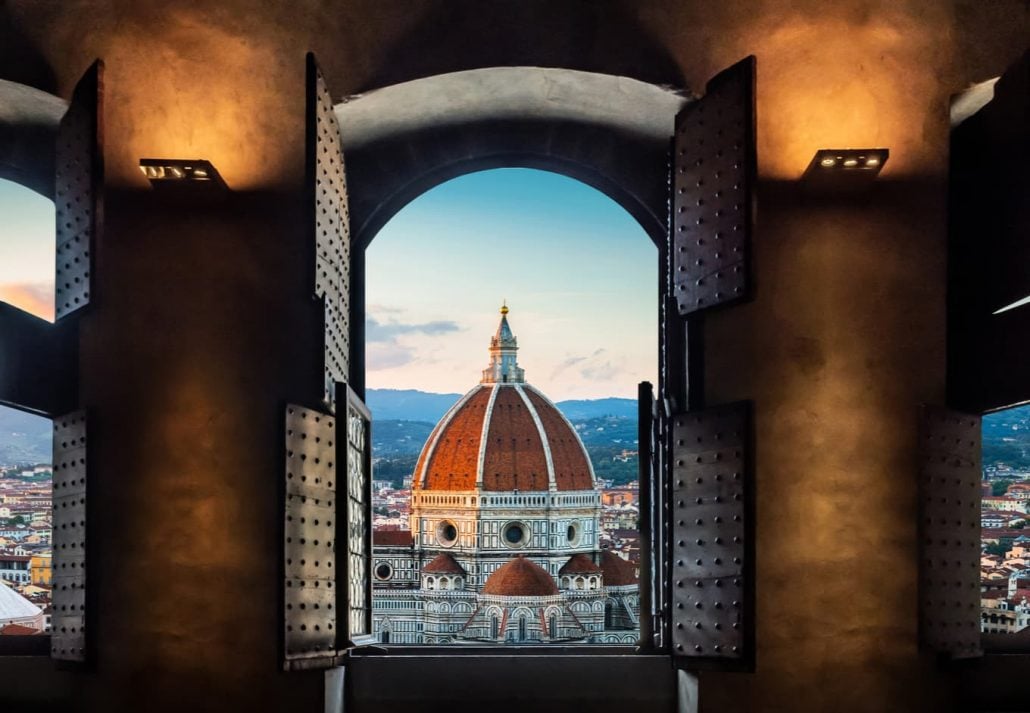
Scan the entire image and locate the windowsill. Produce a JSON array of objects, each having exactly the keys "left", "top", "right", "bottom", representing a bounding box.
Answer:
[
  {"left": 0, "top": 634, "right": 50, "bottom": 657},
  {"left": 347, "top": 653, "right": 676, "bottom": 709},
  {"left": 351, "top": 644, "right": 640, "bottom": 657}
]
